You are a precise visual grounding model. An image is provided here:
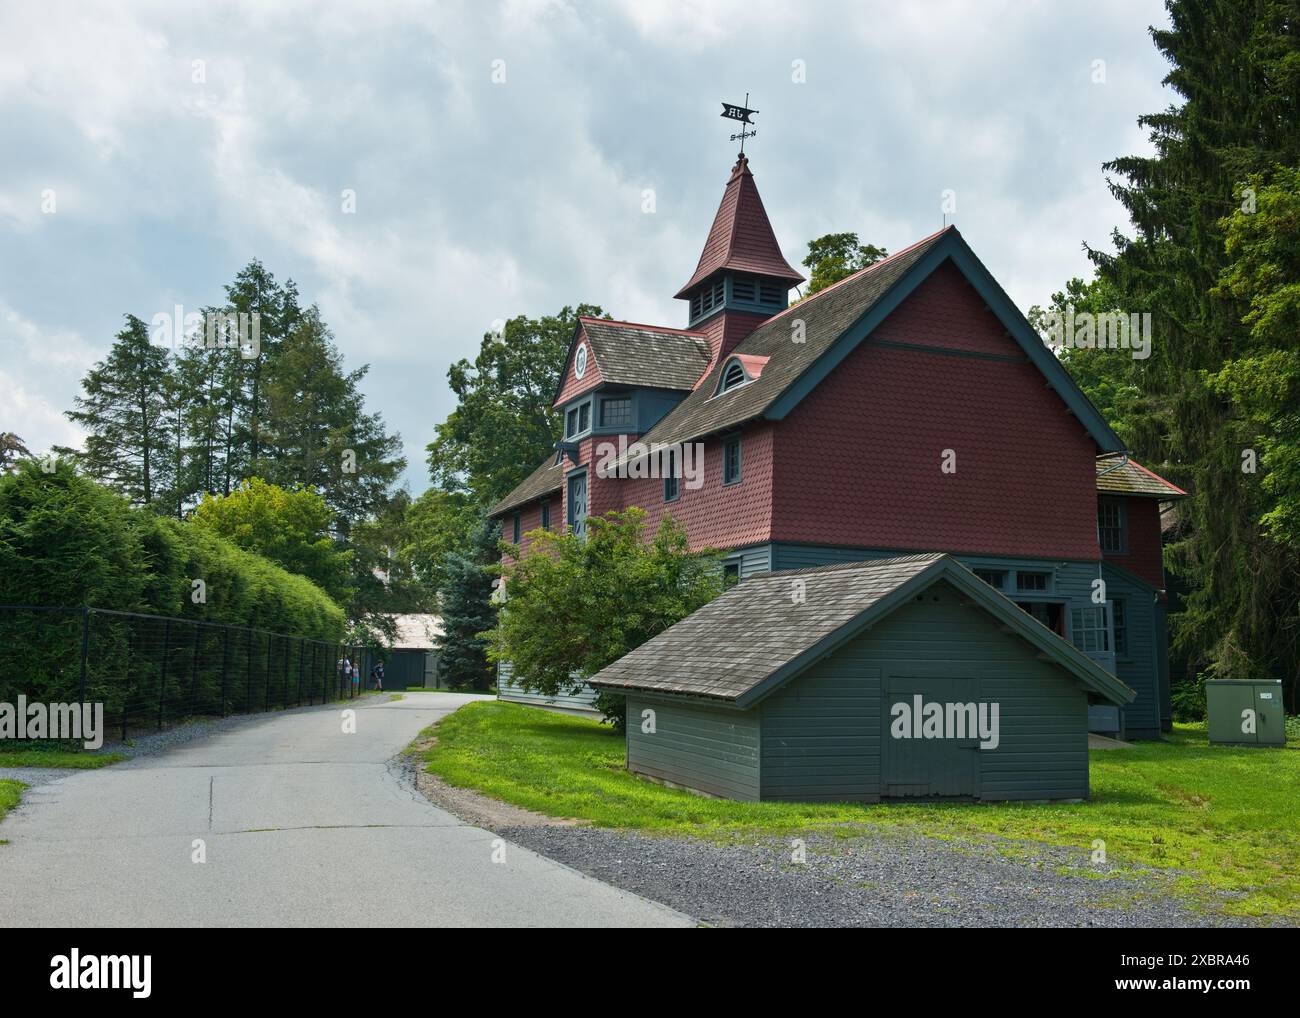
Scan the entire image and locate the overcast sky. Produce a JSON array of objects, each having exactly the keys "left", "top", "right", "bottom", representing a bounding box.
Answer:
[{"left": 0, "top": 0, "right": 1173, "bottom": 496}]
